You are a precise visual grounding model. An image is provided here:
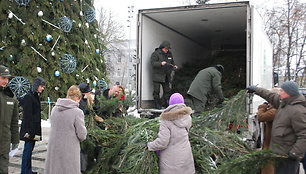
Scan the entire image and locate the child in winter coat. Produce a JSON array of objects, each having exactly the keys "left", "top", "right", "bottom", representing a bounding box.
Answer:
[{"left": 147, "top": 93, "right": 195, "bottom": 174}]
